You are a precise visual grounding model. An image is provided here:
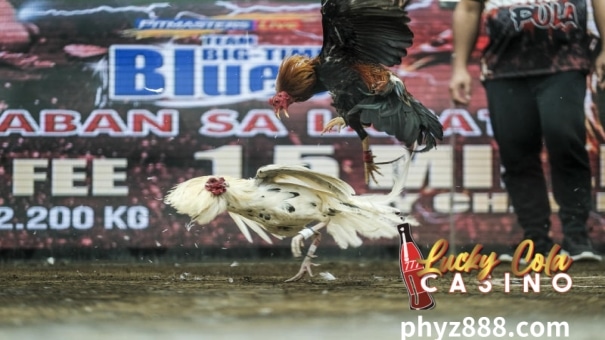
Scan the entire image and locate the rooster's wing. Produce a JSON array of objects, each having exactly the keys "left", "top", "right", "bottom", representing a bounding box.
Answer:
[
  {"left": 255, "top": 164, "right": 356, "bottom": 199},
  {"left": 319, "top": 0, "right": 413, "bottom": 66}
]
